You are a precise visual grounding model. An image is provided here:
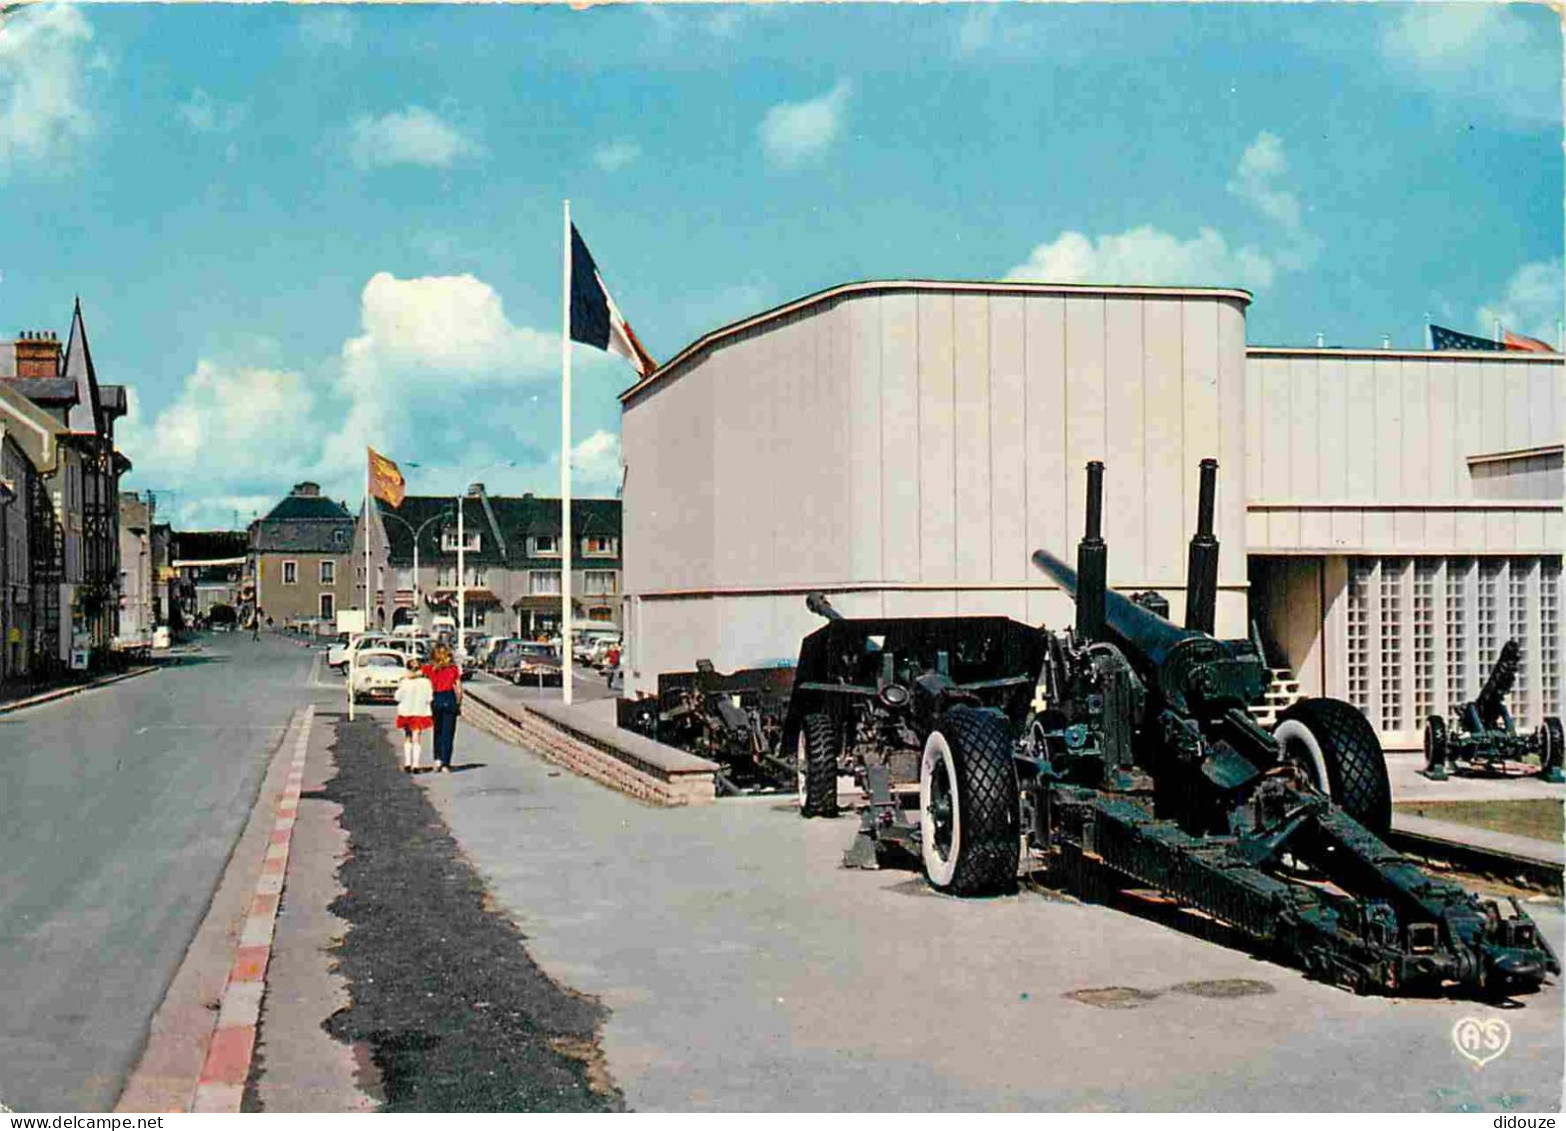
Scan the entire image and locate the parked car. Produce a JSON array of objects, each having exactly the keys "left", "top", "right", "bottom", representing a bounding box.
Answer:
[
  {"left": 350, "top": 648, "right": 408, "bottom": 704},
  {"left": 509, "top": 642, "right": 563, "bottom": 687},
  {"left": 331, "top": 631, "right": 391, "bottom": 673}
]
